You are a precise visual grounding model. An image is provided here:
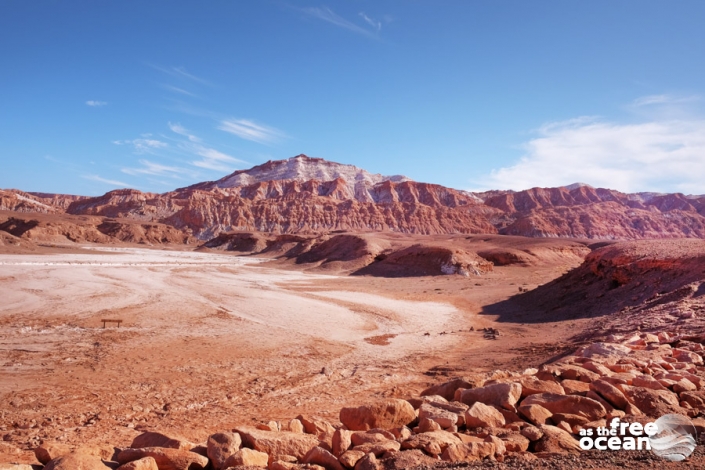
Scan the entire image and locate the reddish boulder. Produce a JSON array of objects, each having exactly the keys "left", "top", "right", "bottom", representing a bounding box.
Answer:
[
  {"left": 234, "top": 426, "right": 319, "bottom": 463},
  {"left": 621, "top": 386, "right": 683, "bottom": 417},
  {"left": 339, "top": 400, "right": 415, "bottom": 431},
  {"left": 130, "top": 432, "right": 194, "bottom": 451},
  {"left": 521, "top": 393, "right": 606, "bottom": 421},
  {"left": 400, "top": 430, "right": 462, "bottom": 457},
  {"left": 464, "top": 402, "right": 506, "bottom": 428},
  {"left": 533, "top": 425, "right": 580, "bottom": 454},
  {"left": 207, "top": 432, "right": 241, "bottom": 470},
  {"left": 116, "top": 457, "right": 159, "bottom": 470},
  {"left": 34, "top": 443, "right": 71, "bottom": 465},
  {"left": 519, "top": 376, "right": 565, "bottom": 397},
  {"left": 117, "top": 447, "right": 208, "bottom": 470},
  {"left": 222, "top": 448, "right": 269, "bottom": 467},
  {"left": 458, "top": 382, "right": 522, "bottom": 411},
  {"left": 43, "top": 452, "right": 109, "bottom": 470},
  {"left": 302, "top": 446, "right": 344, "bottom": 470},
  {"left": 590, "top": 379, "right": 629, "bottom": 409}
]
